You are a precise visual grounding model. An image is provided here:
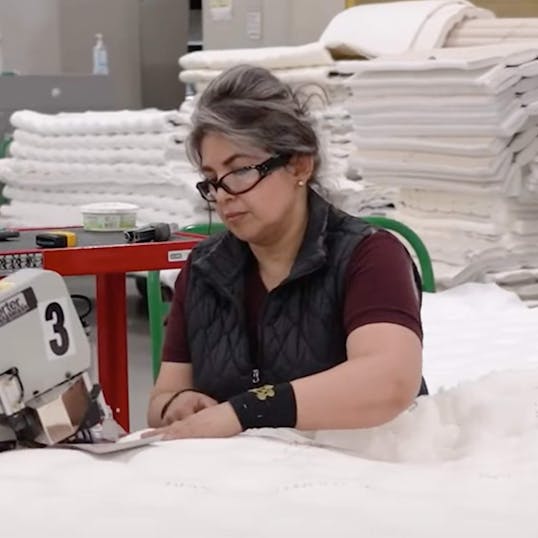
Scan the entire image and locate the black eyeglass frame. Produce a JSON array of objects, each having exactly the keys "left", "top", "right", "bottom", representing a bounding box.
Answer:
[{"left": 195, "top": 154, "right": 291, "bottom": 201}]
